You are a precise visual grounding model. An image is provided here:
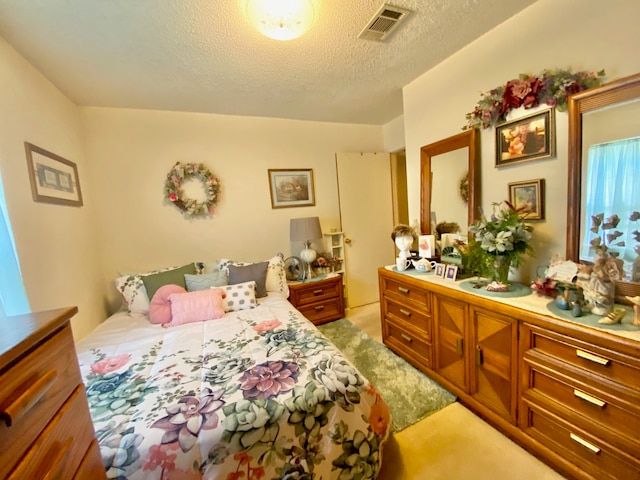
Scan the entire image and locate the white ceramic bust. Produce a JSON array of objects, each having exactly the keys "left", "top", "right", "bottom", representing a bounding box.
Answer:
[{"left": 395, "top": 235, "right": 413, "bottom": 258}]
